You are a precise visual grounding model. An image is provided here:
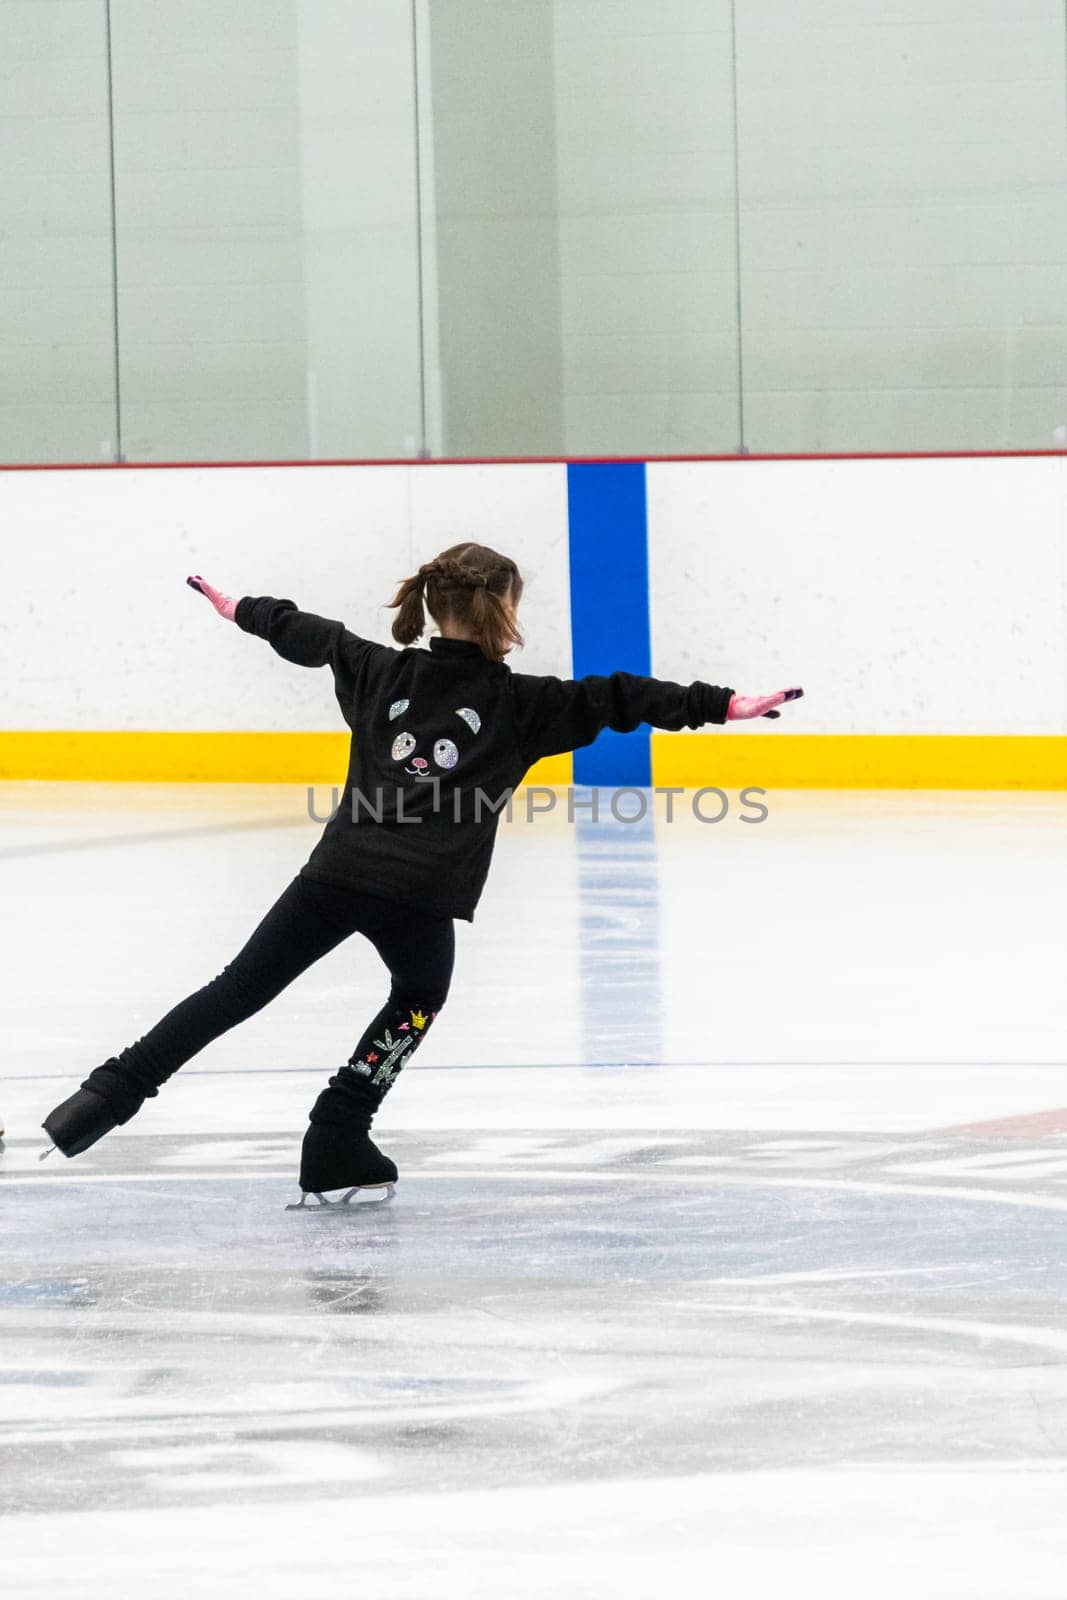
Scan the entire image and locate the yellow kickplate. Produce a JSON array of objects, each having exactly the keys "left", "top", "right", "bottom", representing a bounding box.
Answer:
[{"left": 651, "top": 734, "right": 1067, "bottom": 791}]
